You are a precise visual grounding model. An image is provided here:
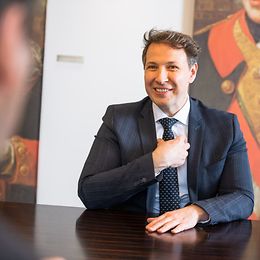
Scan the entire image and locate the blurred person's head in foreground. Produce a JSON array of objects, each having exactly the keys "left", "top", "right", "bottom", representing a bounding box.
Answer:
[{"left": 0, "top": 0, "right": 33, "bottom": 150}]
